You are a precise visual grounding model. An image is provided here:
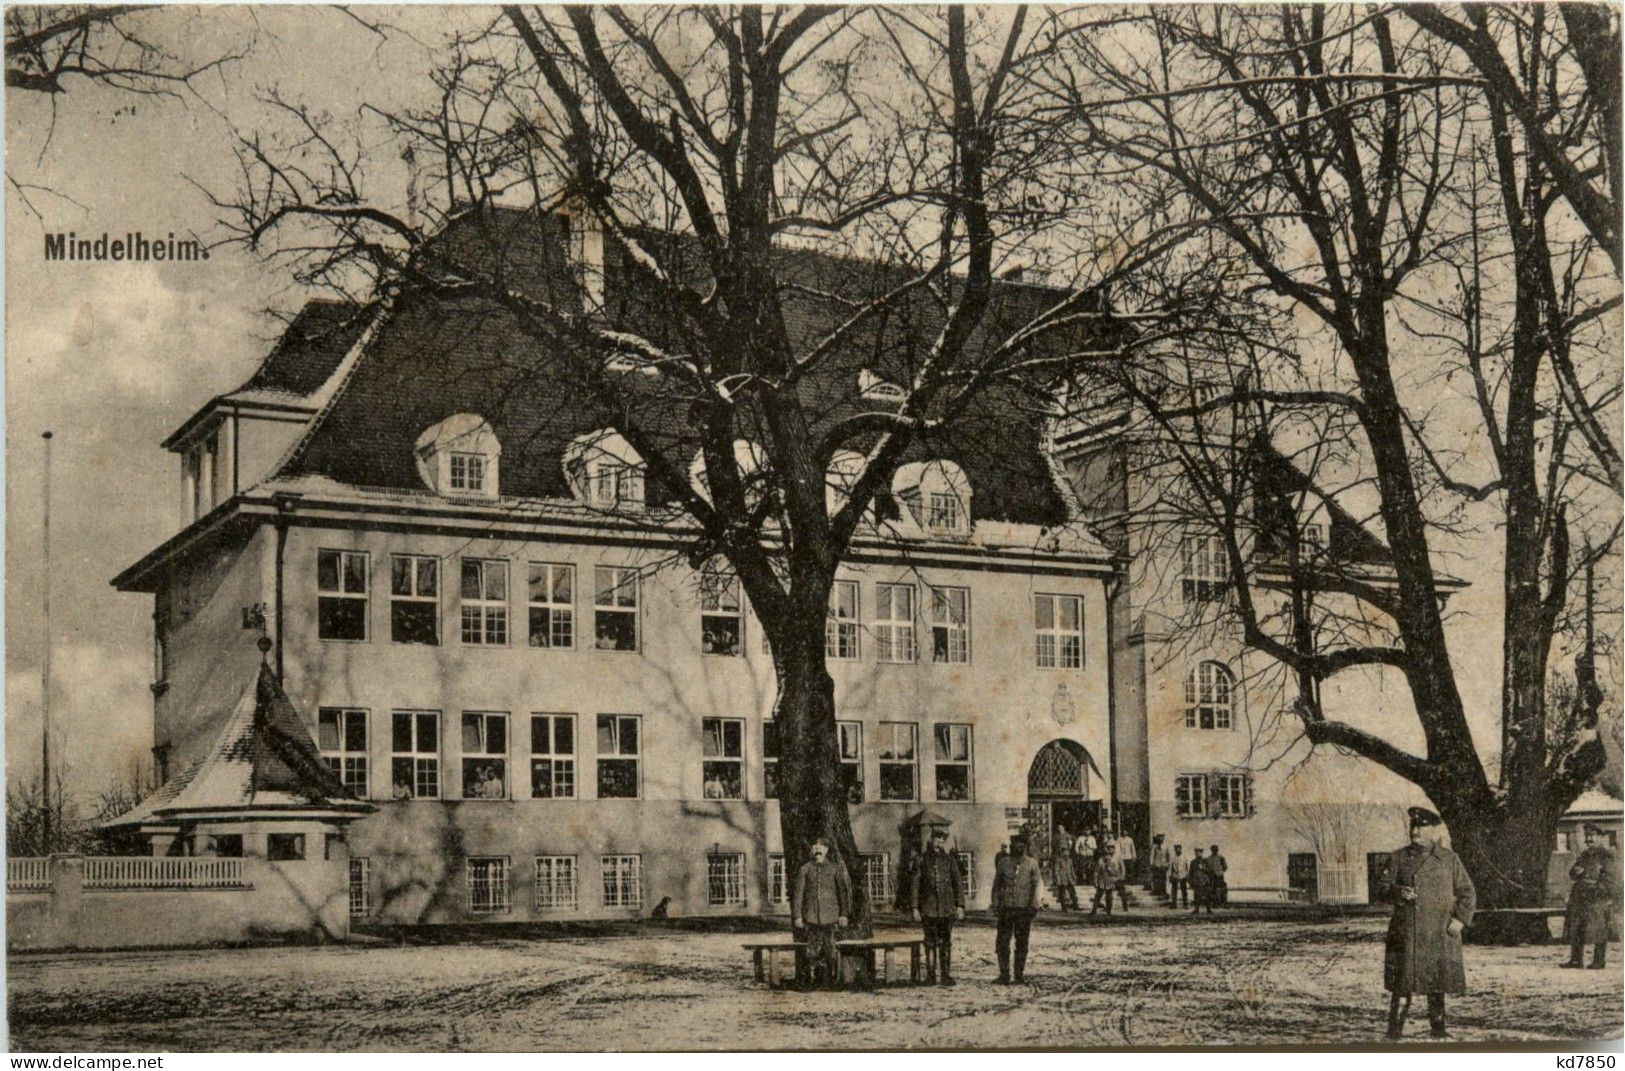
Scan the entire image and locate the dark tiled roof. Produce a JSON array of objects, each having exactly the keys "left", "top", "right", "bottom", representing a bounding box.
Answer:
[
  {"left": 238, "top": 299, "right": 369, "bottom": 396},
  {"left": 279, "top": 207, "right": 1115, "bottom": 527},
  {"left": 1250, "top": 443, "right": 1394, "bottom": 568}
]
